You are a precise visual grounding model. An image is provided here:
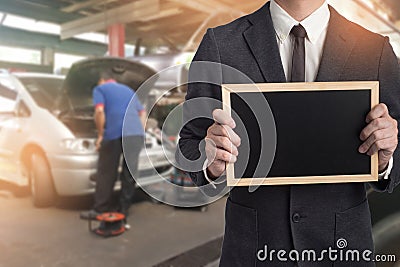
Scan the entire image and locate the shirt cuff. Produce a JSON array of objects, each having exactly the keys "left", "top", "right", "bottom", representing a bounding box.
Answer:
[
  {"left": 378, "top": 156, "right": 393, "bottom": 180},
  {"left": 203, "top": 159, "right": 227, "bottom": 189}
]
